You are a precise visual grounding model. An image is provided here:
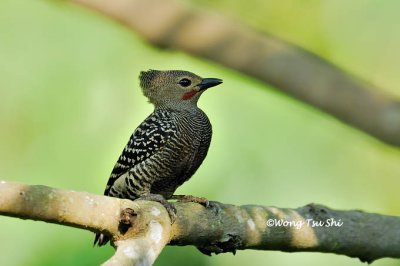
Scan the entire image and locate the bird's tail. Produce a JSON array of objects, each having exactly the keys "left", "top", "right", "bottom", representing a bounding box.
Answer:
[{"left": 94, "top": 233, "right": 110, "bottom": 247}]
